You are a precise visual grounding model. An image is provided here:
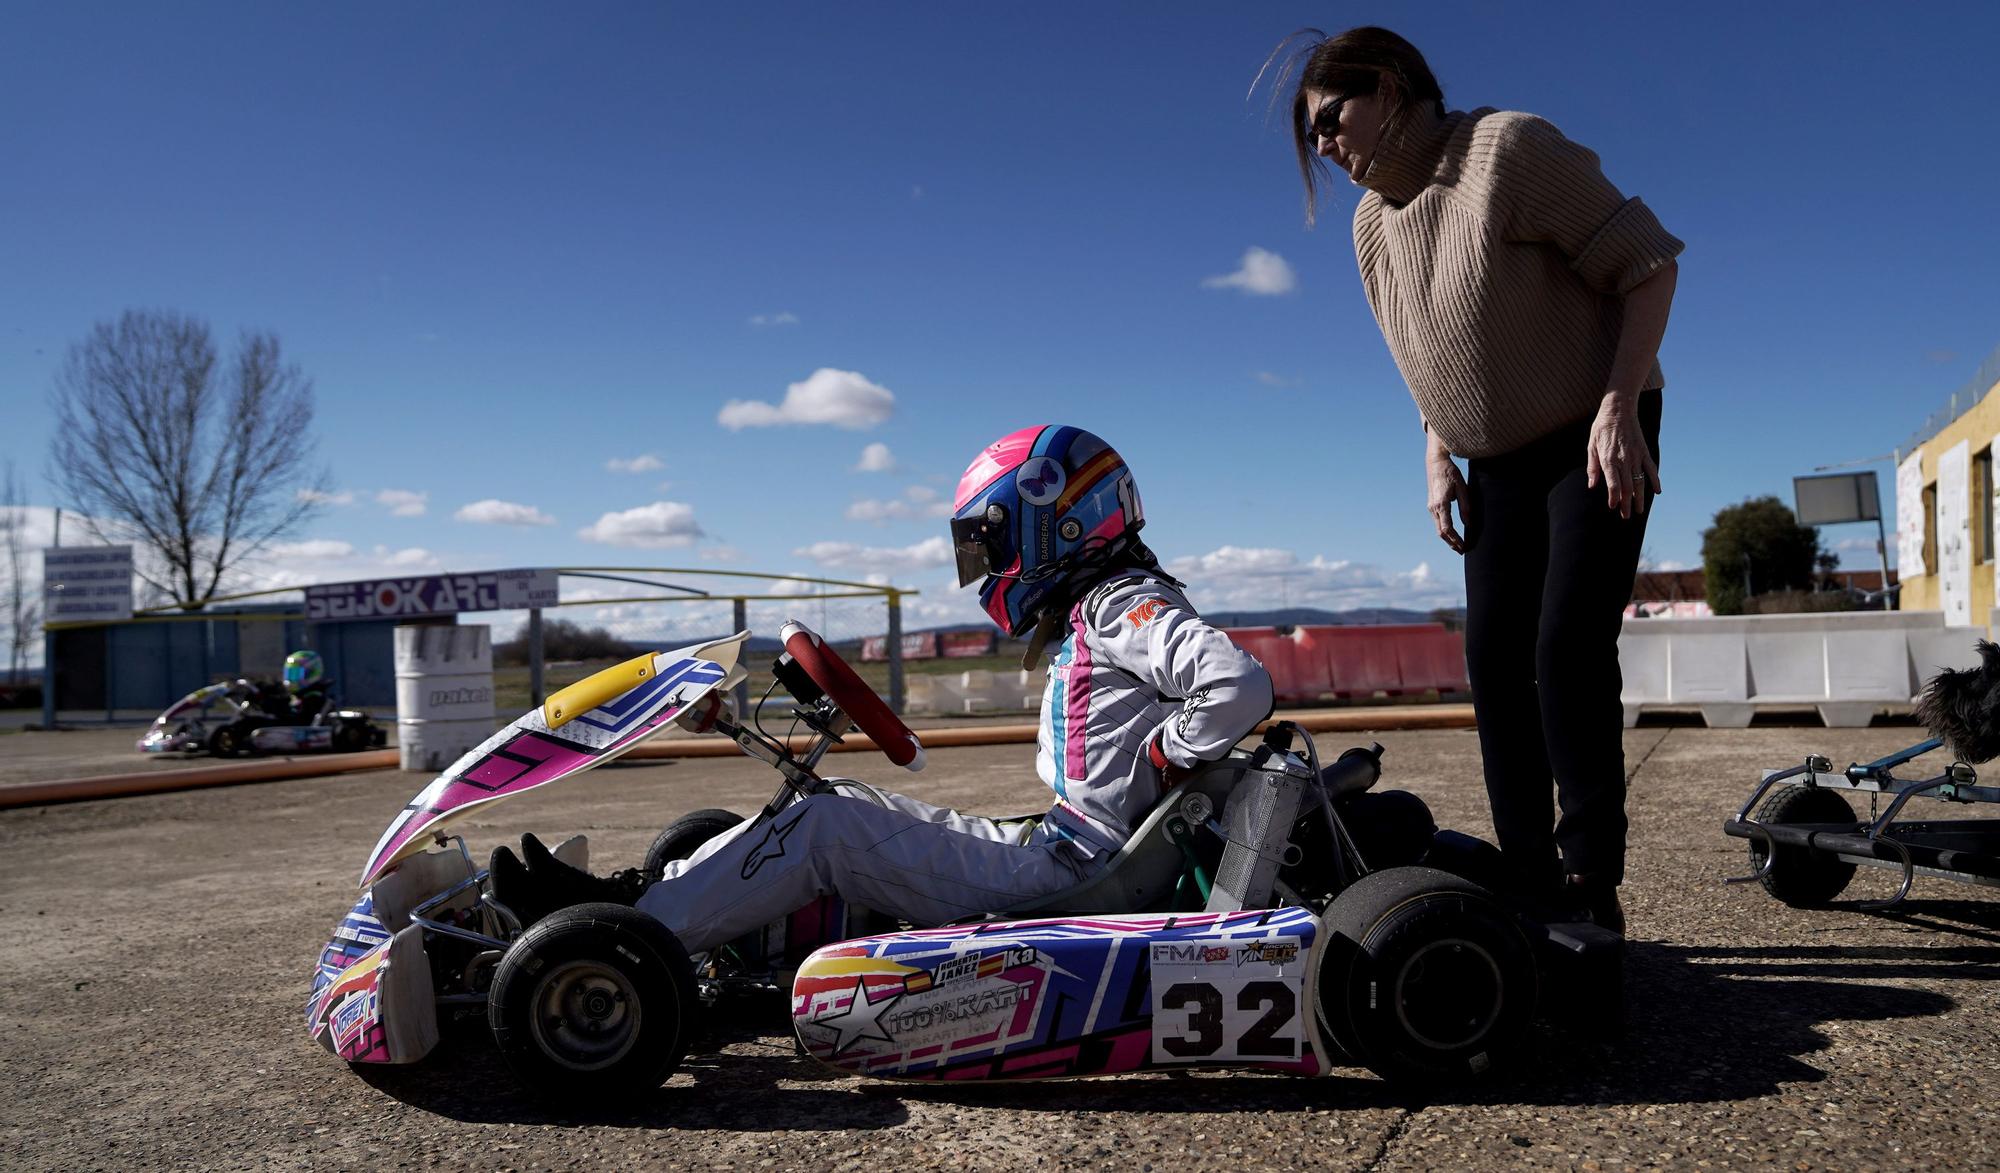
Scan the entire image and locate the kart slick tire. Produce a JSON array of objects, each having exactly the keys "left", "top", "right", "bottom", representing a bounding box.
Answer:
[
  {"left": 331, "top": 722, "right": 367, "bottom": 754},
  {"left": 207, "top": 725, "right": 243, "bottom": 758},
  {"left": 643, "top": 808, "right": 745, "bottom": 884},
  {"left": 489, "top": 902, "right": 697, "bottom": 1100},
  {"left": 1320, "top": 866, "right": 1536, "bottom": 1085},
  {"left": 1750, "top": 785, "right": 1859, "bottom": 908}
]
